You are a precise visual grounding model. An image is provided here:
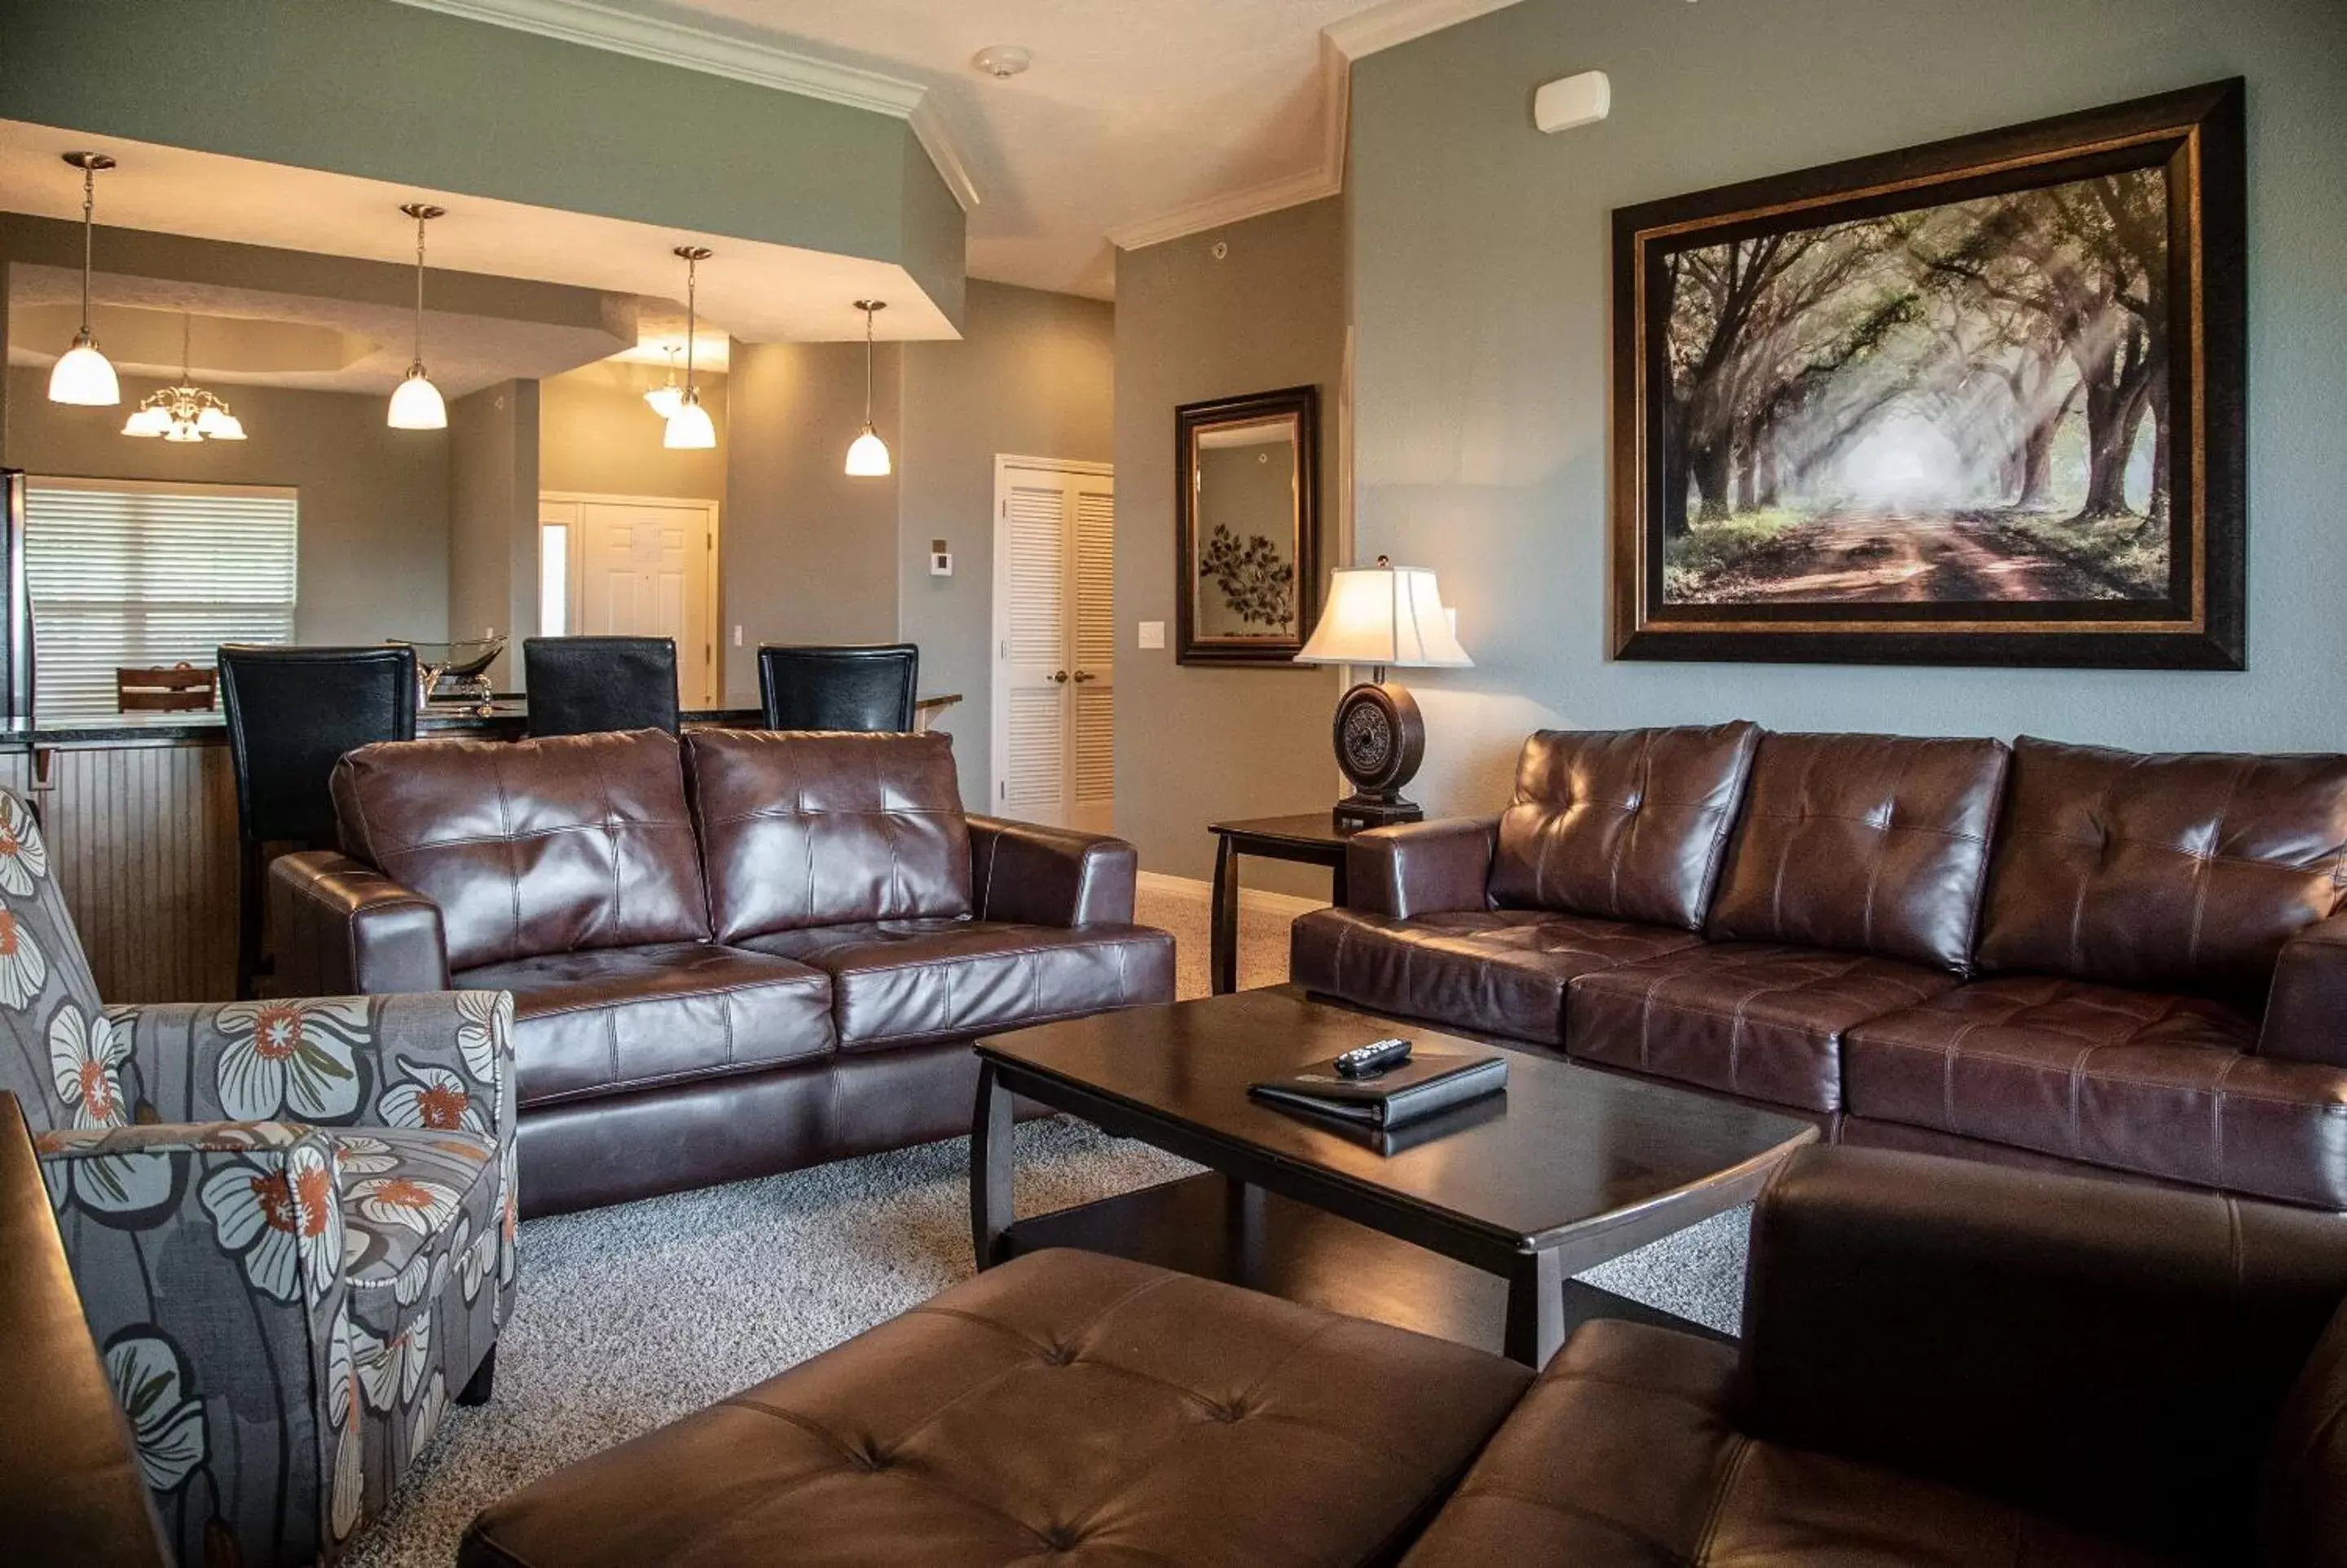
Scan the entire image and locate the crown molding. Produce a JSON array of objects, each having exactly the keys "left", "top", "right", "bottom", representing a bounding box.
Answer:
[
  {"left": 1110, "top": 0, "right": 1517, "bottom": 253},
  {"left": 385, "top": 0, "right": 980, "bottom": 210}
]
